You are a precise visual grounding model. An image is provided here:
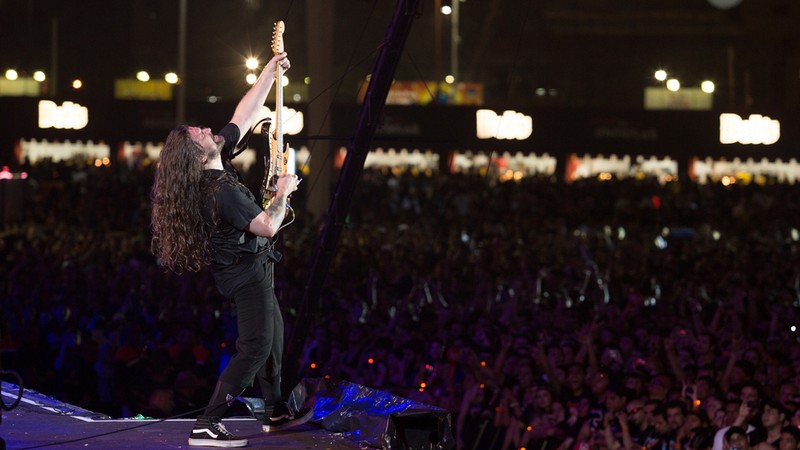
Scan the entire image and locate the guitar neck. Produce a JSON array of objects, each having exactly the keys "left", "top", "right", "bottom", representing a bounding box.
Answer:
[{"left": 274, "top": 62, "right": 284, "bottom": 153}]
